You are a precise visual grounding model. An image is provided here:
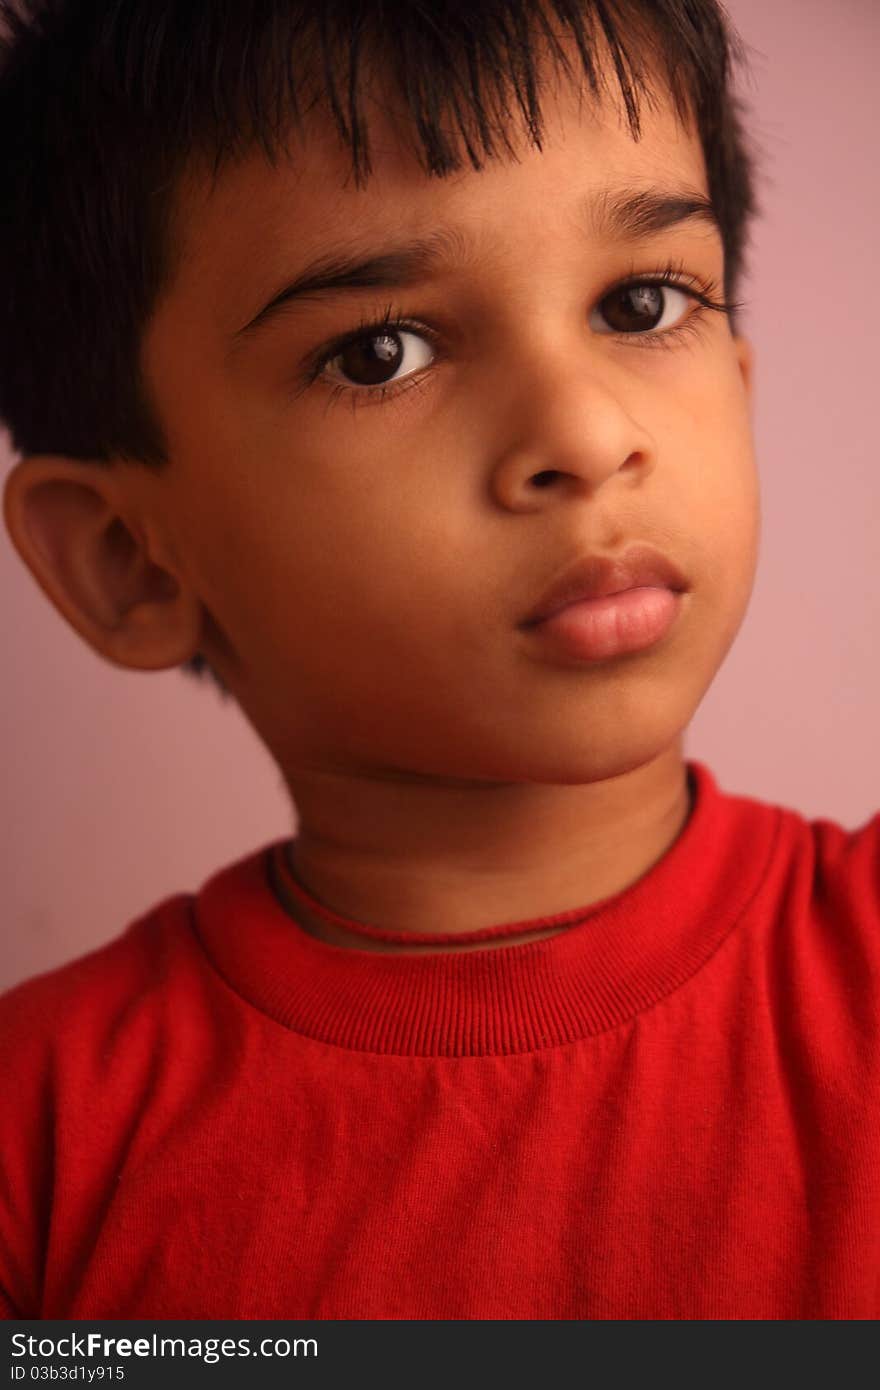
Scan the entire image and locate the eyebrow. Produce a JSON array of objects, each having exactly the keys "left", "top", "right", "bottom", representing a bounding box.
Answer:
[{"left": 232, "top": 184, "right": 721, "bottom": 345}]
